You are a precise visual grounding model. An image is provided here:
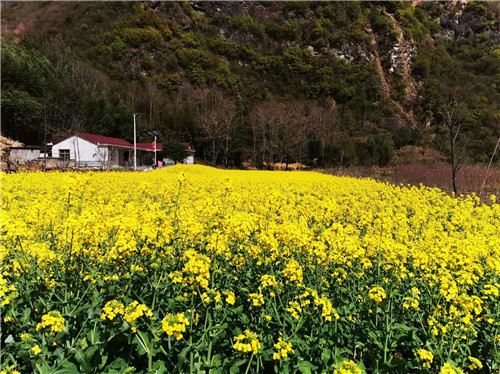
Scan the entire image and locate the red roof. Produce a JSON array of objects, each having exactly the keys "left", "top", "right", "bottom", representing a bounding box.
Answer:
[
  {"left": 53, "top": 132, "right": 195, "bottom": 152},
  {"left": 53, "top": 132, "right": 134, "bottom": 148},
  {"left": 136, "top": 143, "right": 163, "bottom": 151},
  {"left": 181, "top": 142, "right": 196, "bottom": 152}
]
